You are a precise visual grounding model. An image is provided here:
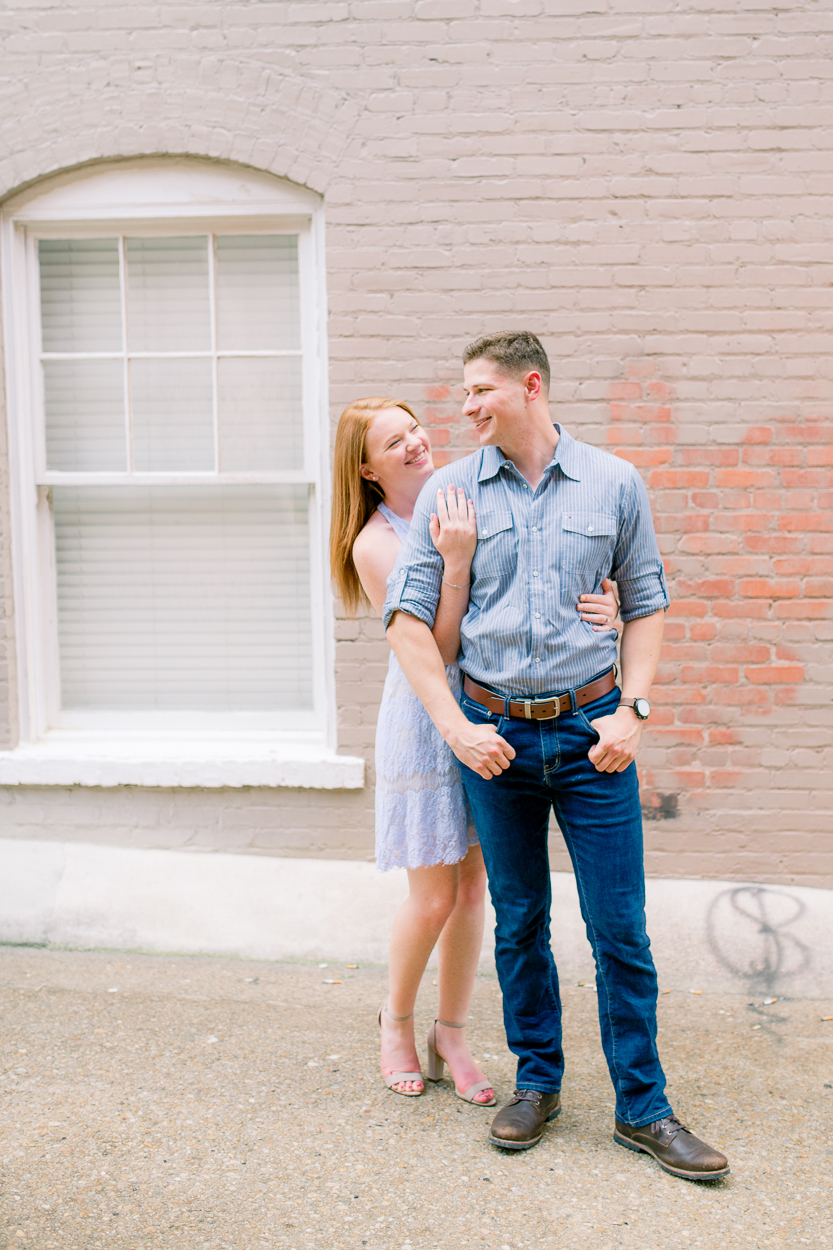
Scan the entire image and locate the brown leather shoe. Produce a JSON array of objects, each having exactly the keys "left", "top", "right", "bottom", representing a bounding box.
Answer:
[
  {"left": 488, "top": 1089, "right": 561, "bottom": 1151},
  {"left": 614, "top": 1115, "right": 730, "bottom": 1180}
]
